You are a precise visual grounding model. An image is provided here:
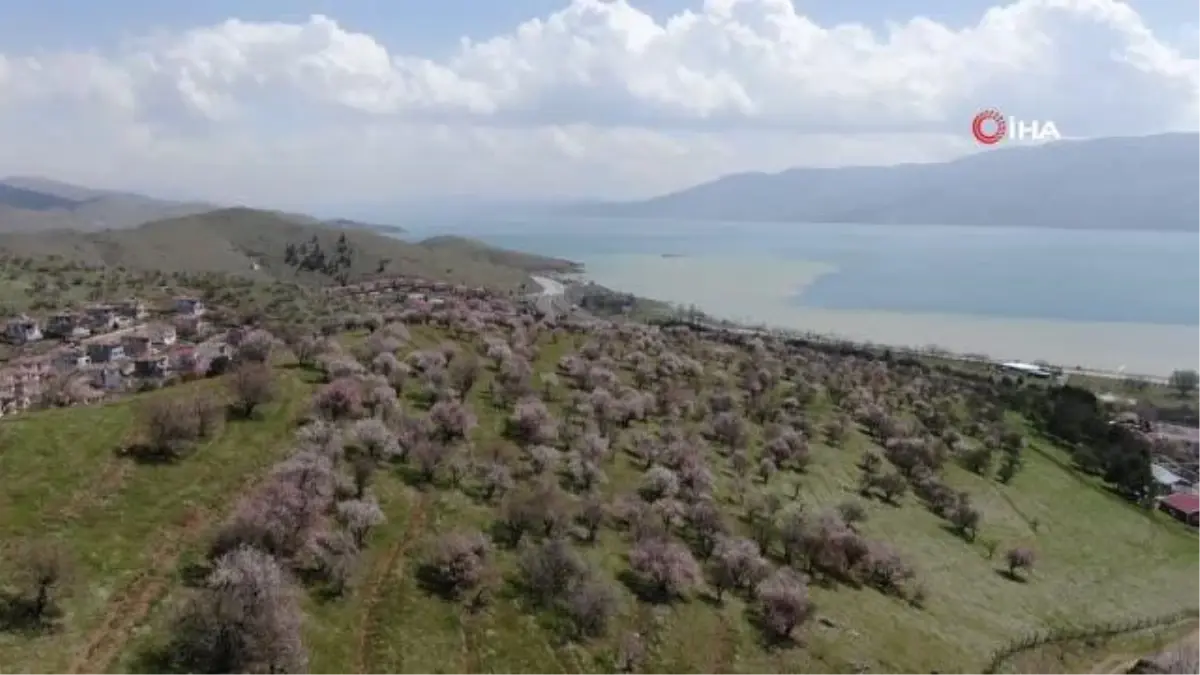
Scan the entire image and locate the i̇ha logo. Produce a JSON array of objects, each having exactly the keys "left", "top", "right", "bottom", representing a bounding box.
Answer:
[{"left": 972, "top": 109, "right": 1061, "bottom": 145}]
